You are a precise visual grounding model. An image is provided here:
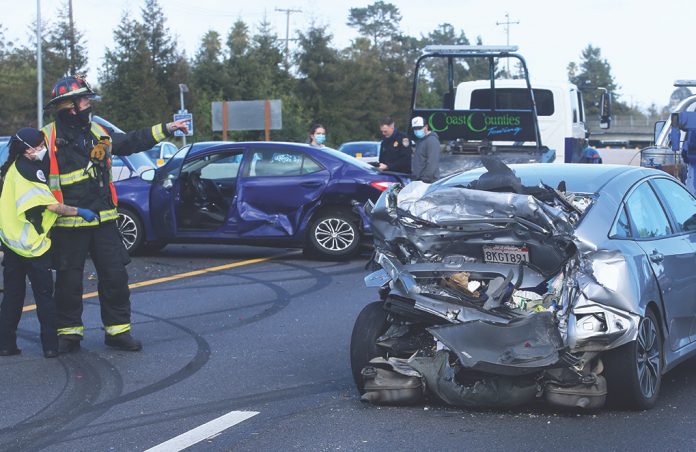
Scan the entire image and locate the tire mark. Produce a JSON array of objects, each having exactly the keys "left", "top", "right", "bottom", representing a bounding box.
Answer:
[{"left": 0, "top": 257, "right": 348, "bottom": 449}]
